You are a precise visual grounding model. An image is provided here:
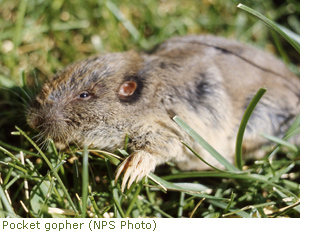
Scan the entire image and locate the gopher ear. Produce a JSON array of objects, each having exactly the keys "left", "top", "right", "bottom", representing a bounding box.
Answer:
[{"left": 118, "top": 81, "right": 137, "bottom": 97}]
